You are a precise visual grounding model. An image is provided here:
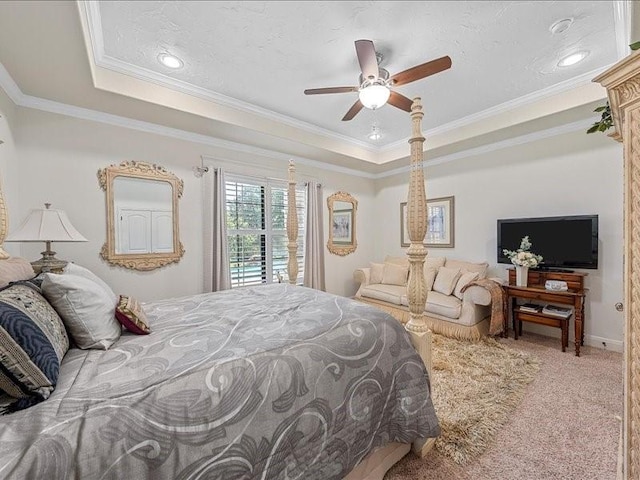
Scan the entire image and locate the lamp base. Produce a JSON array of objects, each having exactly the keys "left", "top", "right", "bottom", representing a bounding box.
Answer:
[{"left": 31, "top": 249, "right": 68, "bottom": 274}]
